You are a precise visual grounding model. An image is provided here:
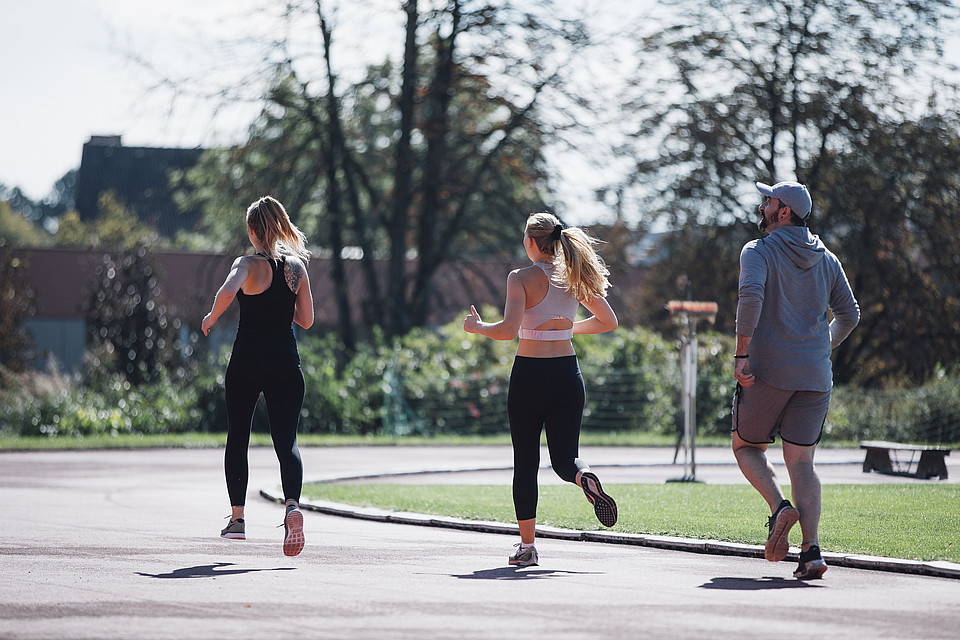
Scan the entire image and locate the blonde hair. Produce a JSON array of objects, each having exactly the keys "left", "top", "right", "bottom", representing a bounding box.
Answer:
[
  {"left": 246, "top": 196, "right": 310, "bottom": 263},
  {"left": 525, "top": 212, "right": 610, "bottom": 301}
]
